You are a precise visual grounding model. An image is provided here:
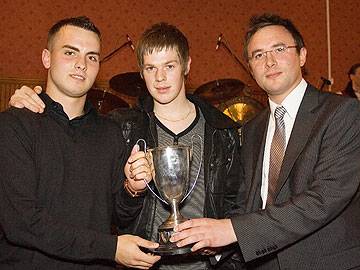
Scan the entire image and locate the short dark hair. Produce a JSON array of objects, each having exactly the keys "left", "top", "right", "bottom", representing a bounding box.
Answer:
[
  {"left": 47, "top": 16, "right": 101, "bottom": 48},
  {"left": 243, "top": 13, "right": 305, "bottom": 61},
  {"left": 348, "top": 63, "right": 360, "bottom": 77},
  {"left": 136, "top": 22, "right": 190, "bottom": 73}
]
